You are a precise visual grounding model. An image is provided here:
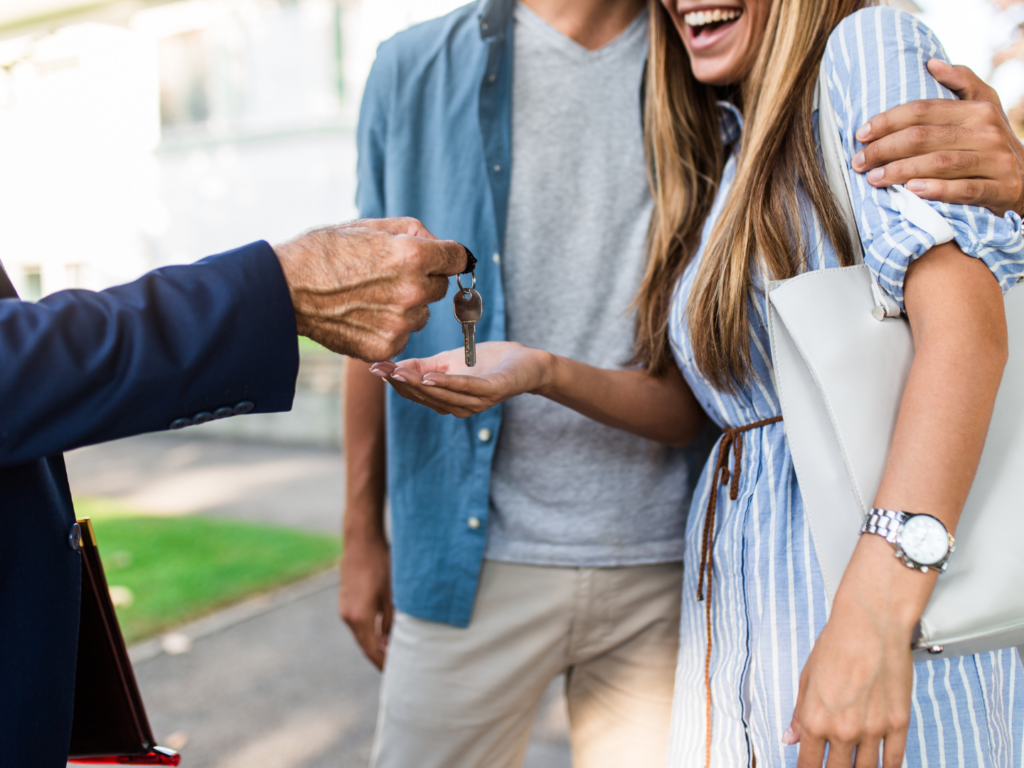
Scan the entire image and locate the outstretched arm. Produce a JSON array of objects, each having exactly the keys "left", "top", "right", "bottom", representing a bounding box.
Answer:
[
  {"left": 371, "top": 341, "right": 707, "bottom": 449},
  {"left": 0, "top": 218, "right": 470, "bottom": 465},
  {"left": 0, "top": 241, "right": 299, "bottom": 465}
]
